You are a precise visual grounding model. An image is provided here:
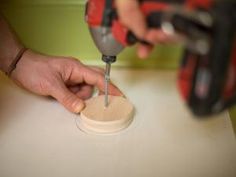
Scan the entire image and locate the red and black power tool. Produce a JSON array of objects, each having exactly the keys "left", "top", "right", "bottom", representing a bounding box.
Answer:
[{"left": 85, "top": 0, "right": 236, "bottom": 117}]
